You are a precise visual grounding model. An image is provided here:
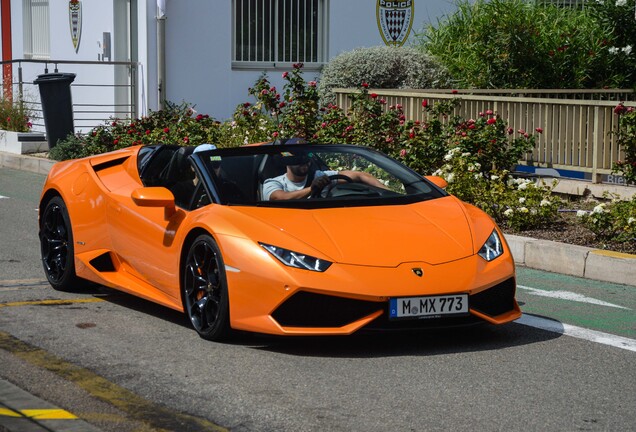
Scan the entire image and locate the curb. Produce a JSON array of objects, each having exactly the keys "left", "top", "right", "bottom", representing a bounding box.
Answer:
[
  {"left": 1, "top": 151, "right": 635, "bottom": 288},
  {"left": 505, "top": 234, "right": 636, "bottom": 287},
  {"left": 0, "top": 152, "right": 55, "bottom": 176}
]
